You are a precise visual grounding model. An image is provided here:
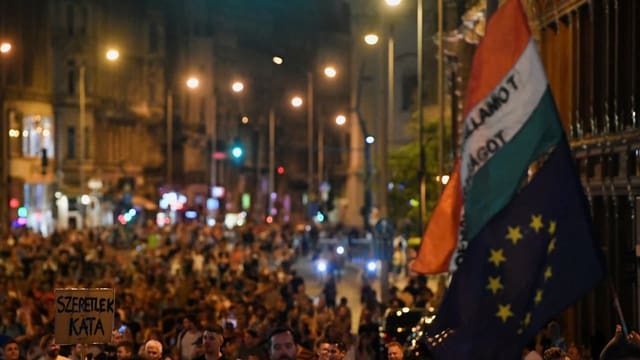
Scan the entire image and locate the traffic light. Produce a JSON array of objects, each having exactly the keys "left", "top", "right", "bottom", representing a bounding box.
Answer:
[
  {"left": 230, "top": 138, "right": 244, "bottom": 163},
  {"left": 277, "top": 166, "right": 285, "bottom": 175}
]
